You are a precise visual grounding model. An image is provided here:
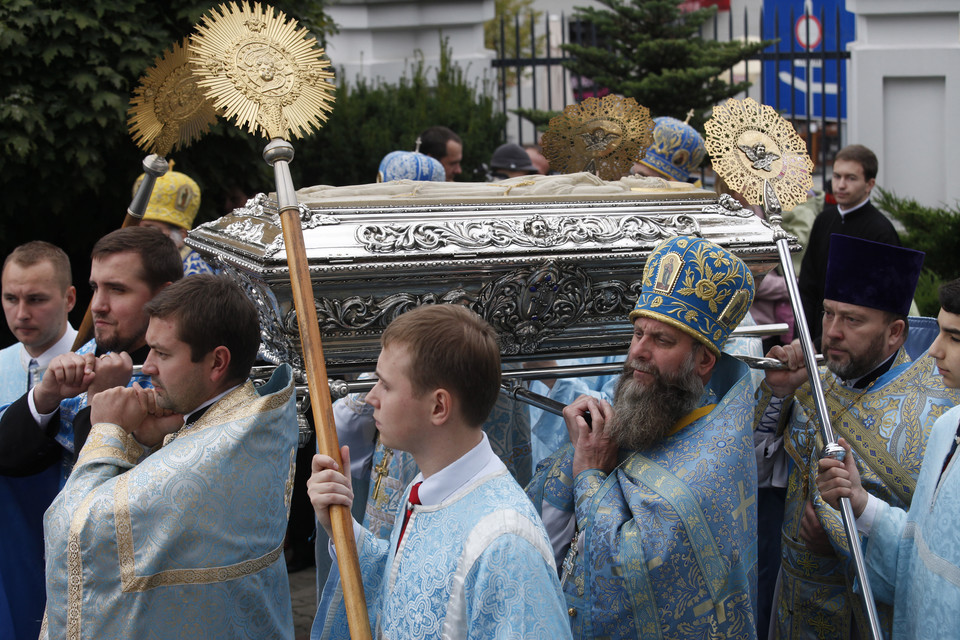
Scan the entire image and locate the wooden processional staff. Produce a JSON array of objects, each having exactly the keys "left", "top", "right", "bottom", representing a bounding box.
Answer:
[
  {"left": 73, "top": 38, "right": 218, "bottom": 349},
  {"left": 189, "top": 4, "right": 371, "bottom": 638},
  {"left": 705, "top": 97, "right": 882, "bottom": 640}
]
